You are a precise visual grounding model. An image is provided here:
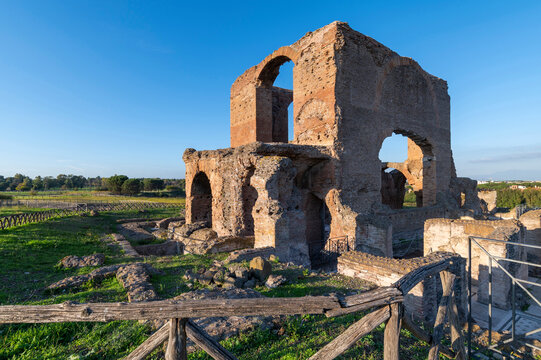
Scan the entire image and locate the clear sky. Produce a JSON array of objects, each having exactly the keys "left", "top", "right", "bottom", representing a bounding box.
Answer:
[{"left": 1, "top": 1, "right": 540, "bottom": 180}]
